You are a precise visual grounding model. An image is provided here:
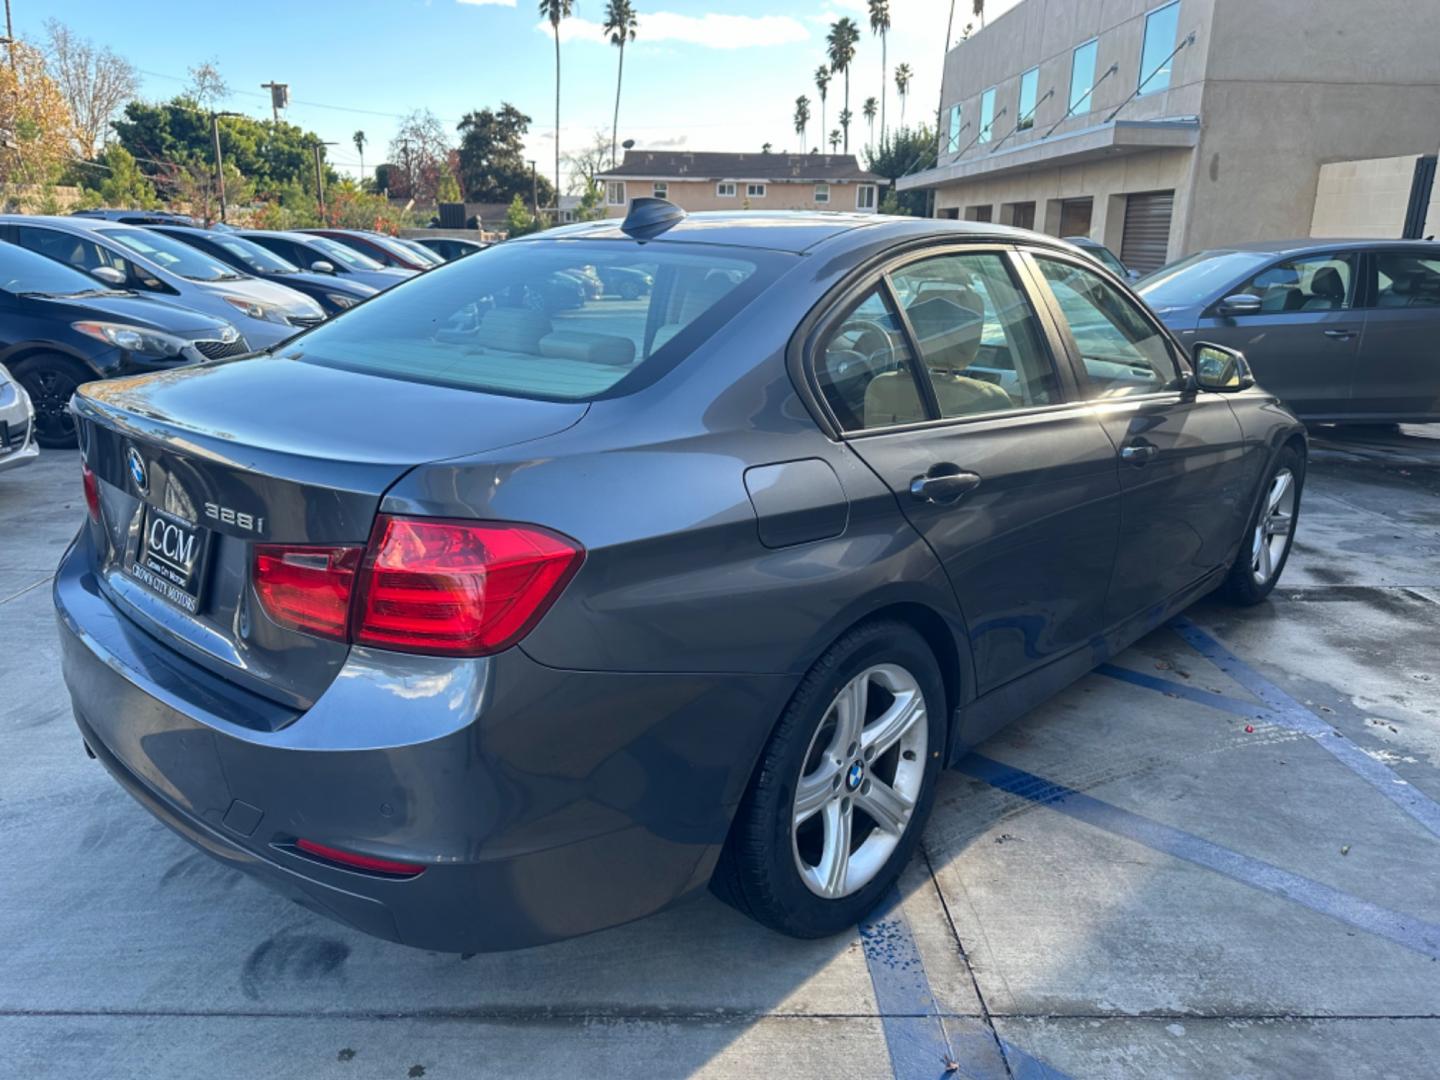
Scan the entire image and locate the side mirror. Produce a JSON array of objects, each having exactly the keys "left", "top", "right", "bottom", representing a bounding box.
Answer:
[
  {"left": 1193, "top": 342, "right": 1255, "bottom": 392},
  {"left": 310, "top": 260, "right": 336, "bottom": 275},
  {"left": 90, "top": 265, "right": 127, "bottom": 287},
  {"left": 1216, "top": 293, "right": 1262, "bottom": 316}
]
